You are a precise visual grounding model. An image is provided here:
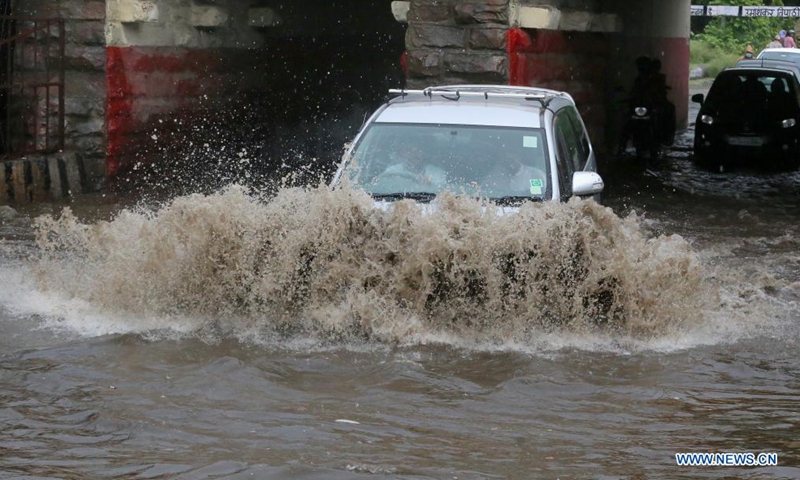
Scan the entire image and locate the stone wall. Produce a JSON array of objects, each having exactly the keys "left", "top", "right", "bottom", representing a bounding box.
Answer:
[
  {"left": 12, "top": 0, "right": 107, "bottom": 195},
  {"left": 405, "top": 0, "right": 510, "bottom": 87}
]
